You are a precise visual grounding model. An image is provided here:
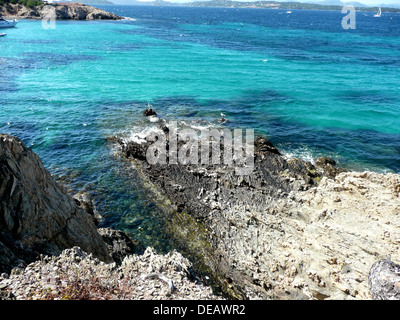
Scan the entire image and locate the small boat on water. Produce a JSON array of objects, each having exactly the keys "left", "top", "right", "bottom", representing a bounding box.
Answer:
[
  {"left": 286, "top": 10, "right": 292, "bottom": 14},
  {"left": 0, "top": 17, "right": 18, "bottom": 28},
  {"left": 374, "top": 7, "right": 382, "bottom": 17},
  {"left": 0, "top": 33, "right": 6, "bottom": 37}
]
